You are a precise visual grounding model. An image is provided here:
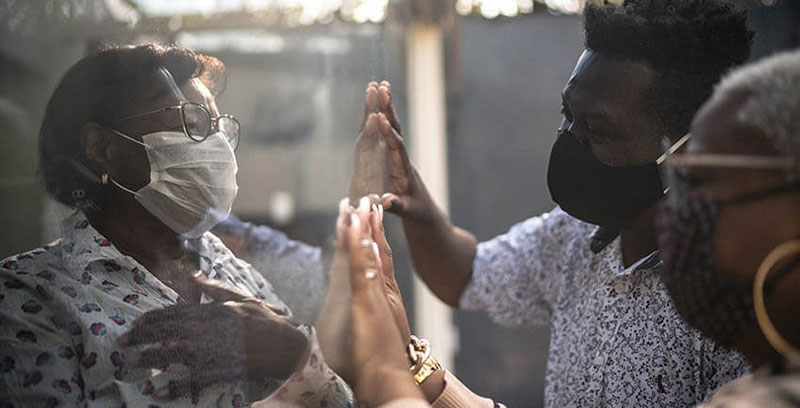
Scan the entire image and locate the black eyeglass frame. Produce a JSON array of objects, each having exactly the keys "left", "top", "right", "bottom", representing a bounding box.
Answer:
[{"left": 119, "top": 101, "right": 241, "bottom": 150}]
